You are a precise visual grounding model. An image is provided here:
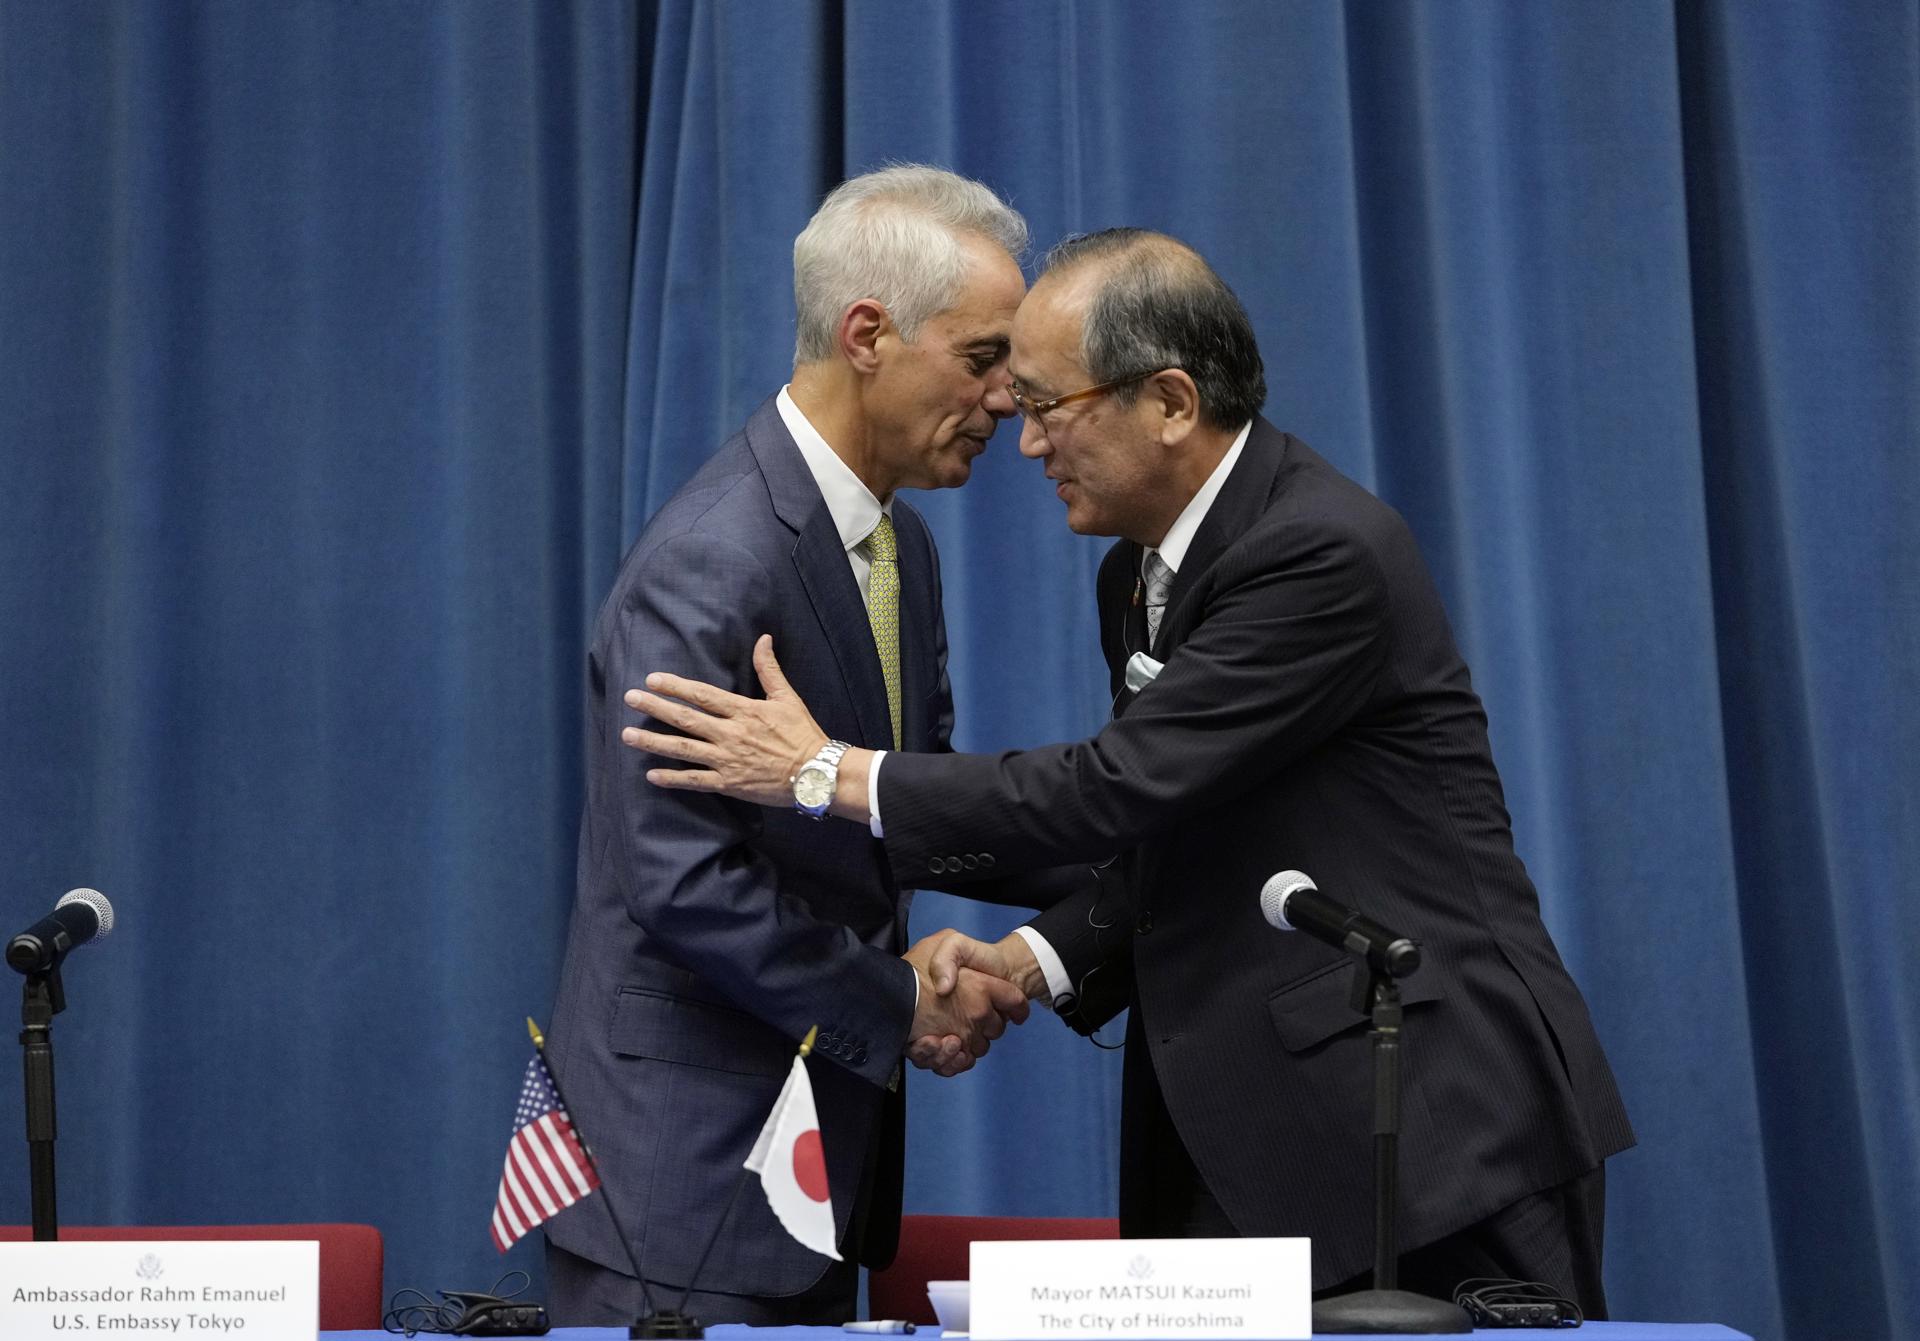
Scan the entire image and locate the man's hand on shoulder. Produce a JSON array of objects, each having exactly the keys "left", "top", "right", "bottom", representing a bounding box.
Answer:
[{"left": 622, "top": 634, "right": 877, "bottom": 823}]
